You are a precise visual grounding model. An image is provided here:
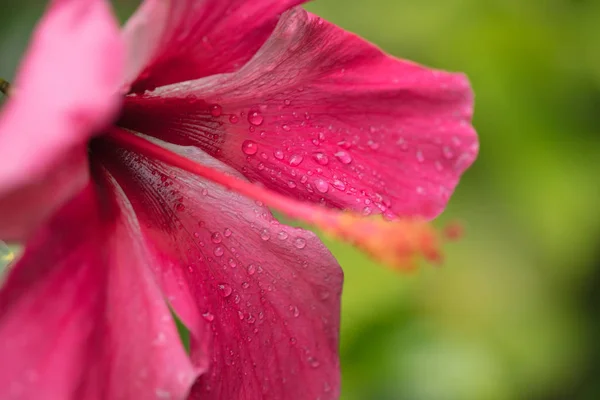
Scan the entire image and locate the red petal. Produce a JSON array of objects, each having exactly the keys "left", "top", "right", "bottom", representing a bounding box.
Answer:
[
  {"left": 96, "top": 134, "right": 342, "bottom": 399},
  {"left": 124, "top": 0, "right": 306, "bottom": 92},
  {"left": 120, "top": 8, "right": 478, "bottom": 220},
  {"left": 0, "top": 0, "right": 123, "bottom": 240},
  {"left": 0, "top": 184, "right": 197, "bottom": 399}
]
